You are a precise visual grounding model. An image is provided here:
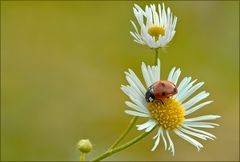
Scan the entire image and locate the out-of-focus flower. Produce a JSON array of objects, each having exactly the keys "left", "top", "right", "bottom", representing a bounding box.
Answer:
[
  {"left": 130, "top": 3, "right": 177, "bottom": 49},
  {"left": 77, "top": 139, "right": 93, "bottom": 153}
]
